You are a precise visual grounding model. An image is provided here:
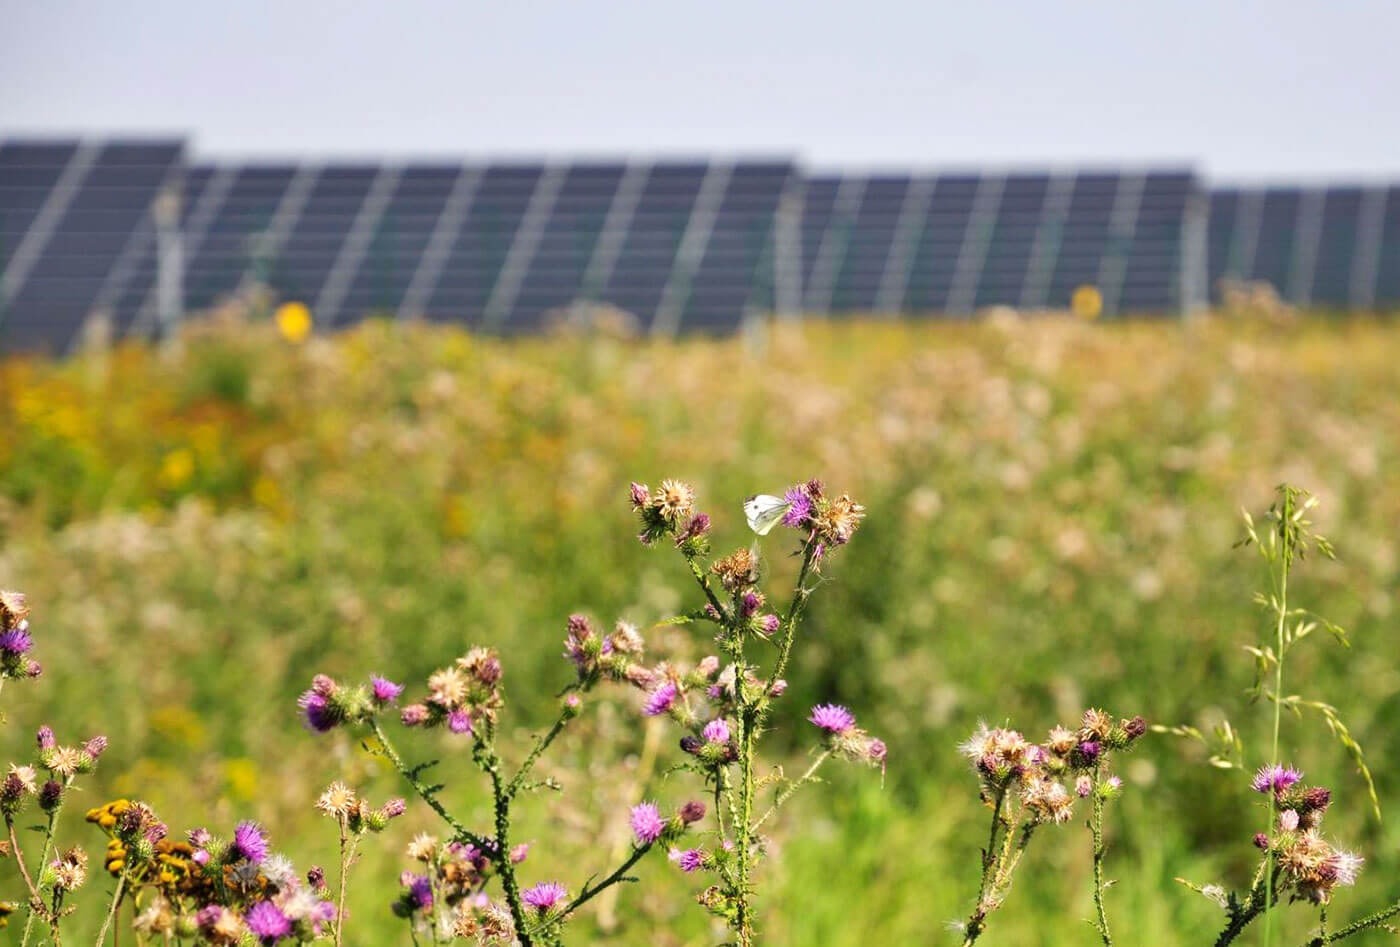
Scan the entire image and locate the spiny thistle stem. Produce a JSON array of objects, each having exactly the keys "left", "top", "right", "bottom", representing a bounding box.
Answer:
[
  {"left": 1091, "top": 766, "right": 1113, "bottom": 946},
  {"left": 367, "top": 719, "right": 488, "bottom": 849},
  {"left": 486, "top": 757, "right": 532, "bottom": 947},
  {"left": 509, "top": 706, "right": 573, "bottom": 798},
  {"left": 1296, "top": 899, "right": 1400, "bottom": 945},
  {"left": 751, "top": 749, "right": 832, "bottom": 832},
  {"left": 562, "top": 843, "right": 653, "bottom": 914},
  {"left": 19, "top": 774, "right": 72, "bottom": 947}
]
